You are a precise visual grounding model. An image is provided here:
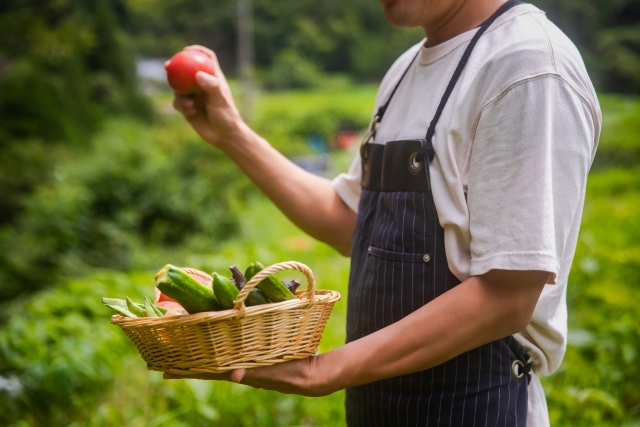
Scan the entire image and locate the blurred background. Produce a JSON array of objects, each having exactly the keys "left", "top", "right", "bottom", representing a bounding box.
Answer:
[{"left": 0, "top": 0, "right": 638, "bottom": 426}]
